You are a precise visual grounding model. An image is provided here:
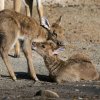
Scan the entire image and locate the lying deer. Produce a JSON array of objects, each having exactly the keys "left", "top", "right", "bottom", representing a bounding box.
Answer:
[
  {"left": 0, "top": 9, "right": 66, "bottom": 81},
  {"left": 34, "top": 41, "right": 99, "bottom": 83}
]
